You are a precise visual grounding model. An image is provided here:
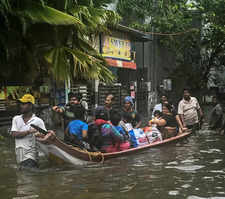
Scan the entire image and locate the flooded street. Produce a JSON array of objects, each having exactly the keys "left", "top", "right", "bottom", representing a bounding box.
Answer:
[
  {"left": 1, "top": 0, "right": 225, "bottom": 198},
  {"left": 1, "top": 124, "right": 225, "bottom": 199}
]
